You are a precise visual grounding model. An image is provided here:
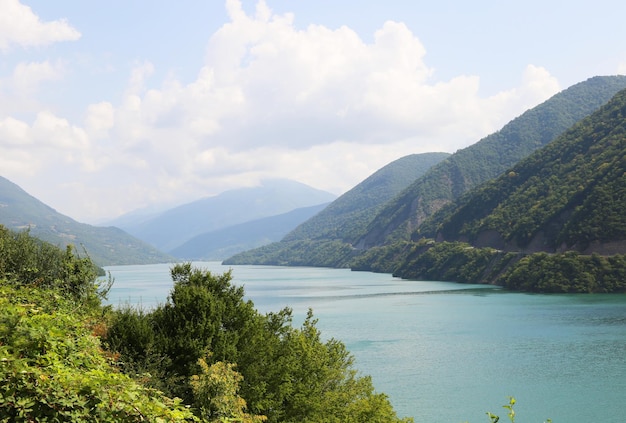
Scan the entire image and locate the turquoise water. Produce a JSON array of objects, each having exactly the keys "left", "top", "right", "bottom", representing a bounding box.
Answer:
[{"left": 104, "top": 262, "right": 626, "bottom": 423}]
